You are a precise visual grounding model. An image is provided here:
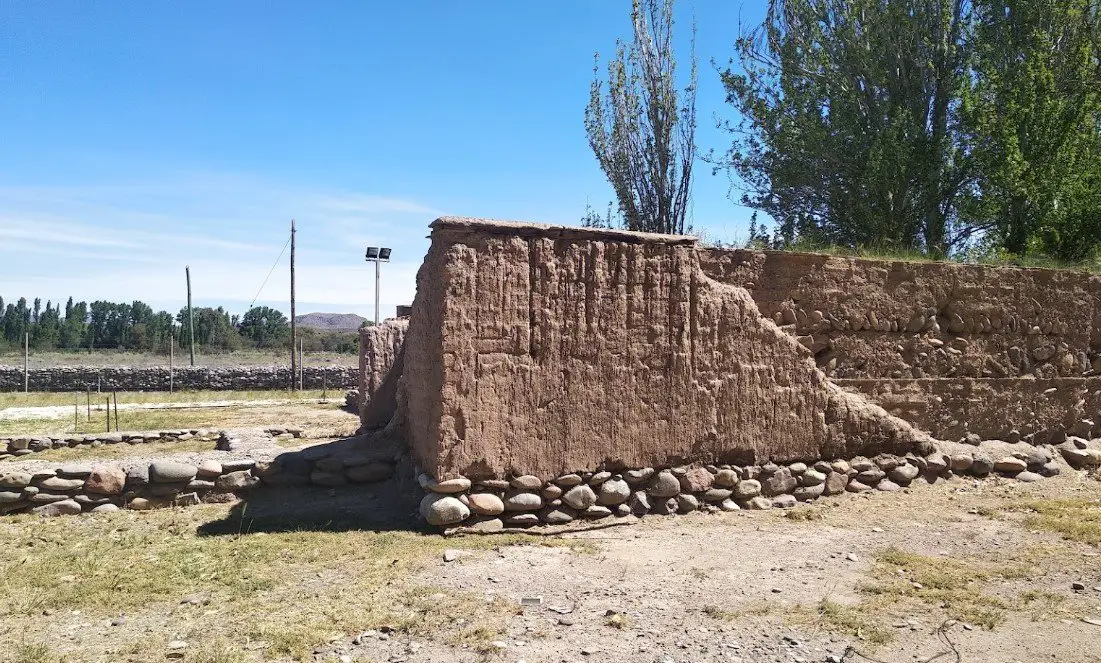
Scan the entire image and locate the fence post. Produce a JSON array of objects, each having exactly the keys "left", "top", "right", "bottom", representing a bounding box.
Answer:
[{"left": 23, "top": 332, "right": 28, "bottom": 393}]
